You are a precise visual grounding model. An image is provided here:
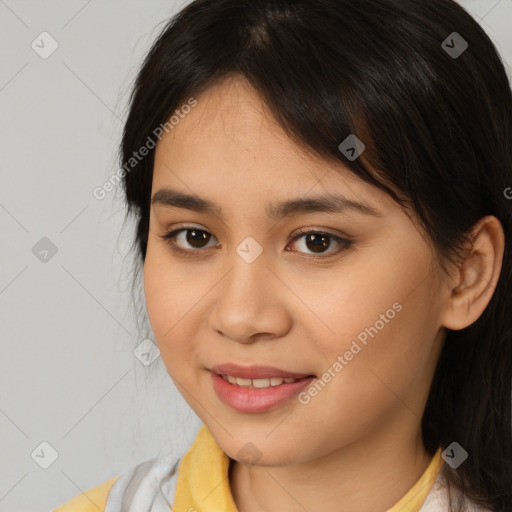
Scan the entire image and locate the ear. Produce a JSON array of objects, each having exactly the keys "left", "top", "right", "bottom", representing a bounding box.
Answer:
[{"left": 441, "top": 215, "right": 505, "bottom": 331}]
